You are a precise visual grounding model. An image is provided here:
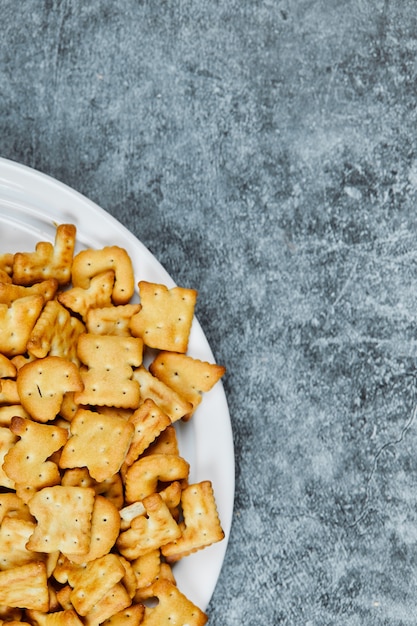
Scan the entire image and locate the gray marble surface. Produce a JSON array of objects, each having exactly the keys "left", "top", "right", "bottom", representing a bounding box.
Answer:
[{"left": 3, "top": 1, "right": 417, "bottom": 623}]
